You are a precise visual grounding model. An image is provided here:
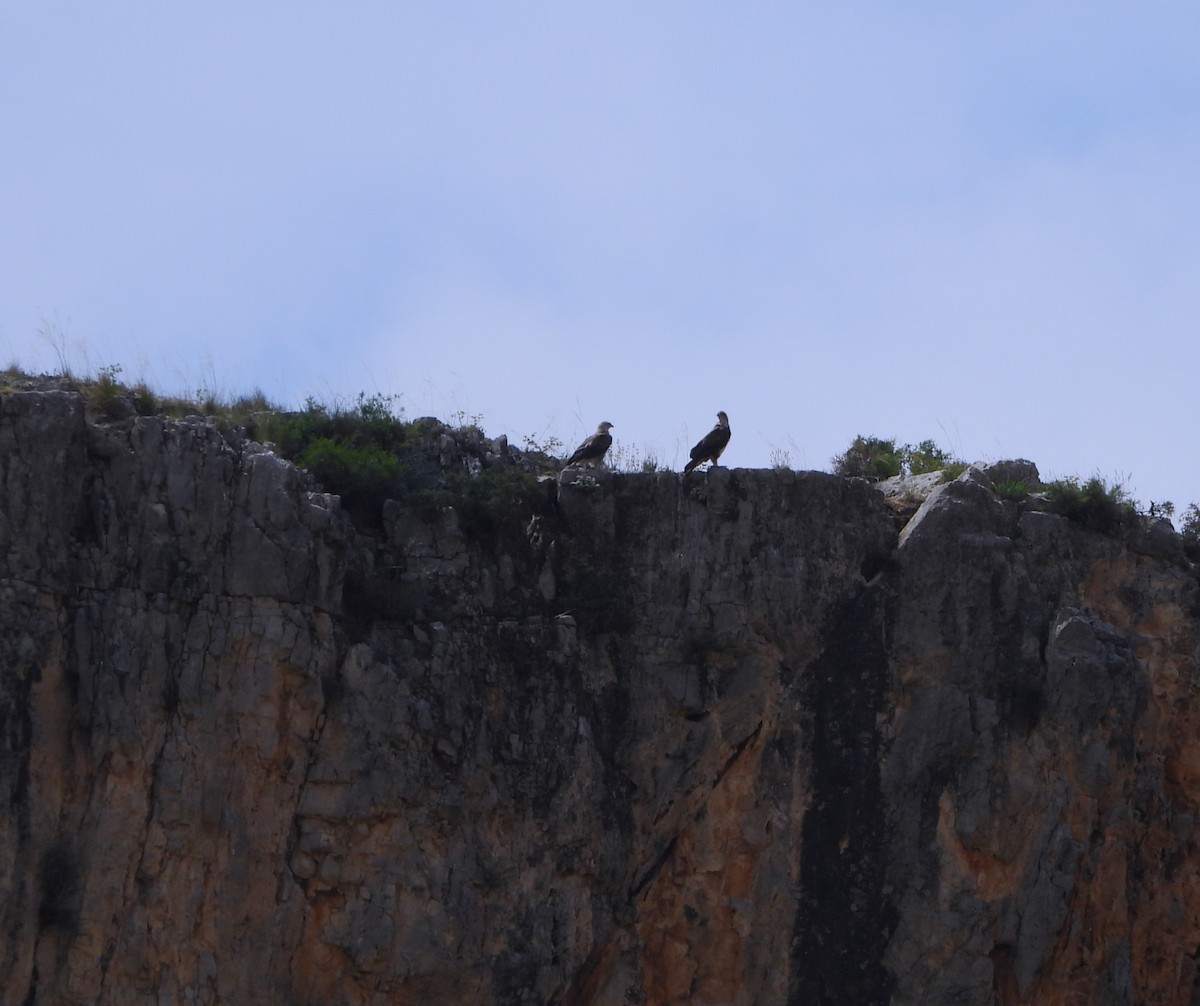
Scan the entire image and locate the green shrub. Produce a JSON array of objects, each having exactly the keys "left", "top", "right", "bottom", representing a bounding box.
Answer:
[
  {"left": 1181, "top": 503, "right": 1200, "bottom": 540},
  {"left": 444, "top": 465, "right": 545, "bottom": 542},
  {"left": 259, "top": 393, "right": 546, "bottom": 536},
  {"left": 262, "top": 393, "right": 412, "bottom": 459},
  {"left": 831, "top": 435, "right": 904, "bottom": 479},
  {"left": 1042, "top": 475, "right": 1137, "bottom": 534},
  {"left": 835, "top": 434, "right": 974, "bottom": 482},
  {"left": 1179, "top": 504, "right": 1200, "bottom": 563},
  {"left": 905, "top": 439, "right": 955, "bottom": 475},
  {"left": 91, "top": 364, "right": 128, "bottom": 419},
  {"left": 833, "top": 434, "right": 968, "bottom": 481},
  {"left": 256, "top": 394, "right": 441, "bottom": 524},
  {"left": 299, "top": 437, "right": 408, "bottom": 506}
]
